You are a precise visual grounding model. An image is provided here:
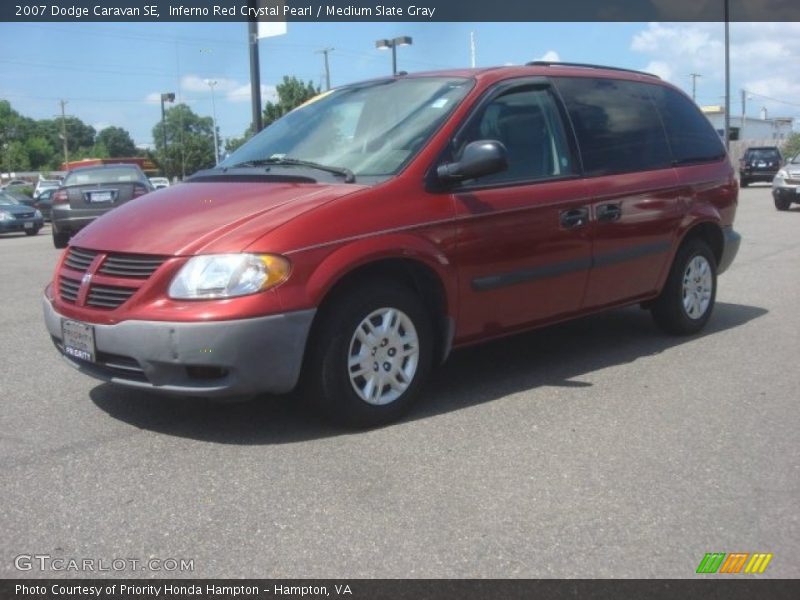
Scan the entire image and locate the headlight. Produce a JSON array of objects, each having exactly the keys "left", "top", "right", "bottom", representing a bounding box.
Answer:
[
  {"left": 168, "top": 253, "right": 290, "bottom": 299},
  {"left": 0, "top": 210, "right": 13, "bottom": 221},
  {"left": 776, "top": 169, "right": 788, "bottom": 179},
  {"left": 34, "top": 209, "right": 42, "bottom": 219}
]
